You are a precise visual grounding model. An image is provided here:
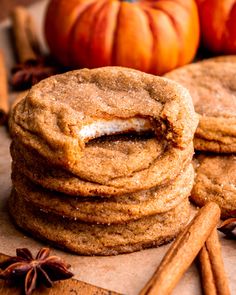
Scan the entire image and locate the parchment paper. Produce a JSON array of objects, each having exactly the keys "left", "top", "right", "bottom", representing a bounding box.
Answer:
[{"left": 0, "top": 1, "right": 235, "bottom": 294}]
